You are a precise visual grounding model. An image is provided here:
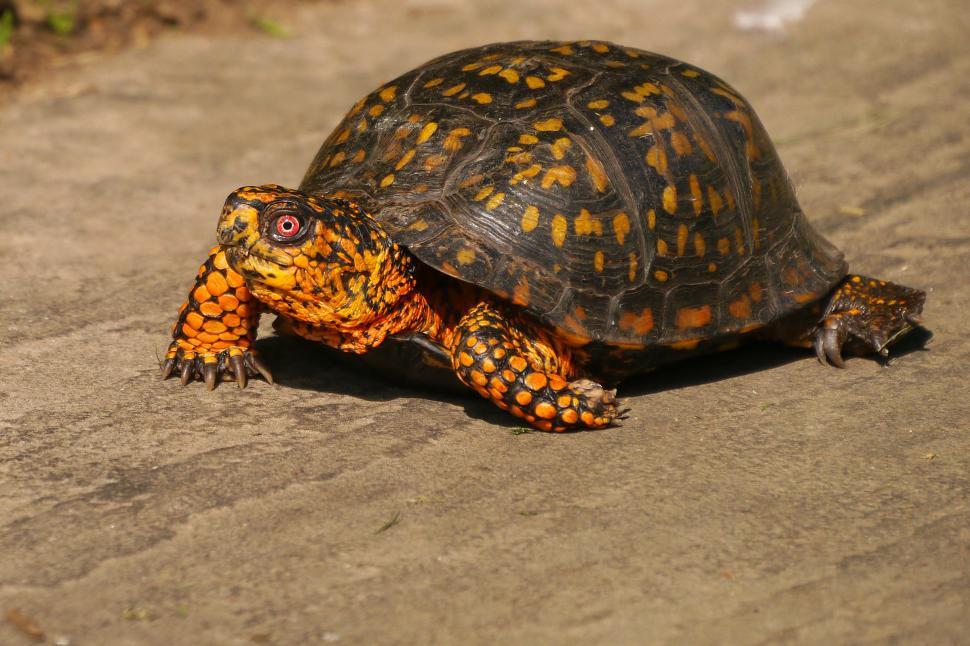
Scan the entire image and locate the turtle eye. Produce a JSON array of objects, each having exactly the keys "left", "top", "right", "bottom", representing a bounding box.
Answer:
[{"left": 271, "top": 213, "right": 304, "bottom": 241}]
